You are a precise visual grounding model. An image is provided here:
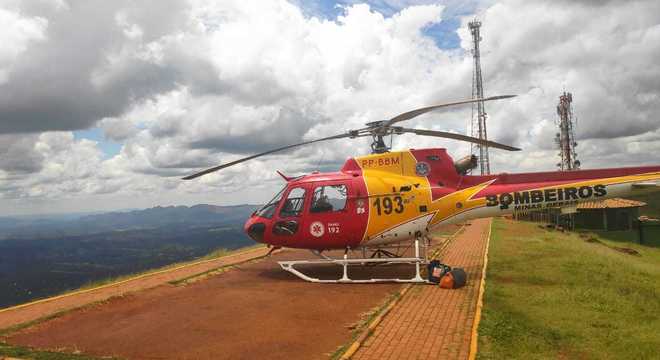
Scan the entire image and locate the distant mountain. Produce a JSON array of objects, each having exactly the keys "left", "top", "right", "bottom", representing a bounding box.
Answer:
[
  {"left": 0, "top": 204, "right": 260, "bottom": 240},
  {"left": 78, "top": 204, "right": 258, "bottom": 229}
]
